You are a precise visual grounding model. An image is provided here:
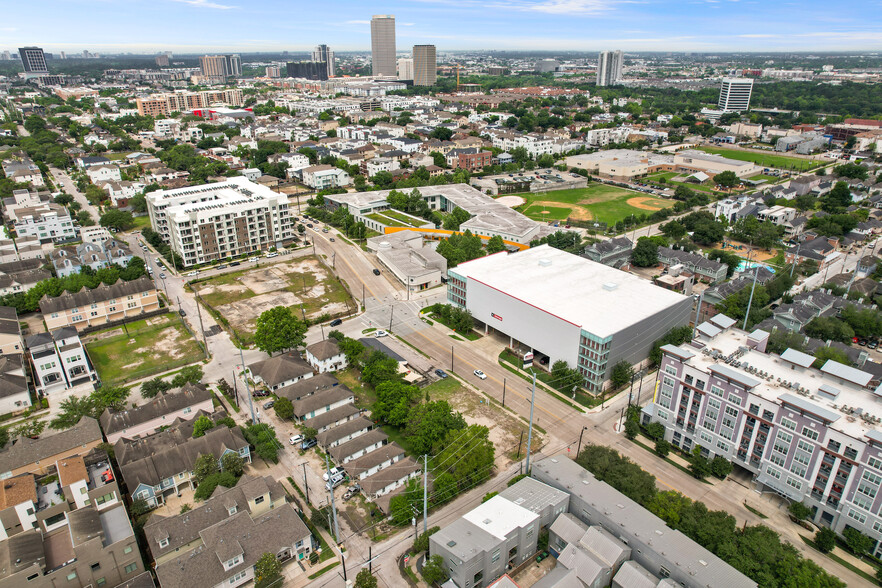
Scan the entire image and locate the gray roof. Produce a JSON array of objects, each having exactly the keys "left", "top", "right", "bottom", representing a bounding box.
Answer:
[
  {"left": 99, "top": 383, "right": 211, "bottom": 435},
  {"left": 498, "top": 475, "right": 569, "bottom": 516},
  {"left": 612, "top": 560, "right": 657, "bottom": 588},
  {"left": 708, "top": 364, "right": 761, "bottom": 389},
  {"left": 344, "top": 443, "right": 405, "bottom": 478},
  {"left": 302, "top": 403, "right": 361, "bottom": 432},
  {"left": 781, "top": 348, "right": 815, "bottom": 368},
  {"left": 293, "top": 386, "right": 355, "bottom": 419},
  {"left": 360, "top": 456, "right": 420, "bottom": 495},
  {"left": 306, "top": 338, "right": 342, "bottom": 361},
  {"left": 0, "top": 417, "right": 101, "bottom": 474},
  {"left": 0, "top": 529, "right": 44, "bottom": 579},
  {"left": 820, "top": 360, "right": 872, "bottom": 387},
  {"left": 358, "top": 337, "right": 405, "bottom": 362},
  {"left": 39, "top": 276, "right": 155, "bottom": 314},
  {"left": 531, "top": 565, "right": 581, "bottom": 588},
  {"left": 549, "top": 512, "right": 588, "bottom": 549},
  {"left": 779, "top": 393, "right": 841, "bottom": 424},
  {"left": 315, "top": 415, "right": 373, "bottom": 446},
  {"left": 329, "top": 429, "right": 388, "bottom": 463},
  {"left": 578, "top": 525, "right": 628, "bottom": 567},
  {"left": 248, "top": 353, "right": 314, "bottom": 387},
  {"left": 557, "top": 543, "right": 608, "bottom": 586},
  {"left": 275, "top": 372, "right": 341, "bottom": 402}
]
